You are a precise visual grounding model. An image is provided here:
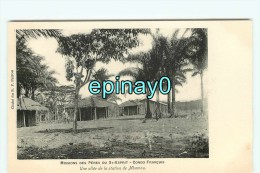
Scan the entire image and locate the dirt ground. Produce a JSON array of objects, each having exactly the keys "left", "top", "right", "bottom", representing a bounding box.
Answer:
[{"left": 17, "top": 115, "right": 208, "bottom": 159}]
